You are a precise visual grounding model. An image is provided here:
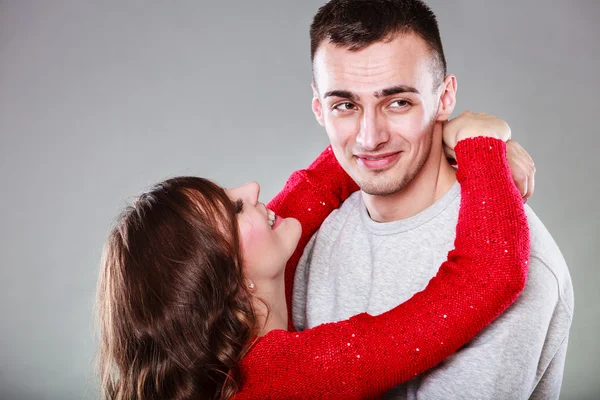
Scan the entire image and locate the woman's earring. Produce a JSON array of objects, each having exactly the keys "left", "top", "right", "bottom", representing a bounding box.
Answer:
[{"left": 248, "top": 282, "right": 255, "bottom": 290}]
